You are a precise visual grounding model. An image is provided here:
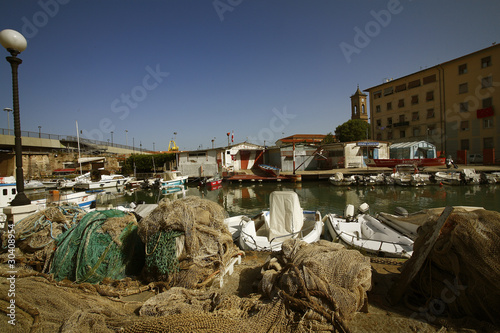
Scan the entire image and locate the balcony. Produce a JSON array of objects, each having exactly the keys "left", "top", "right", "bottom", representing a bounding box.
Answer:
[{"left": 393, "top": 121, "right": 410, "bottom": 128}]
